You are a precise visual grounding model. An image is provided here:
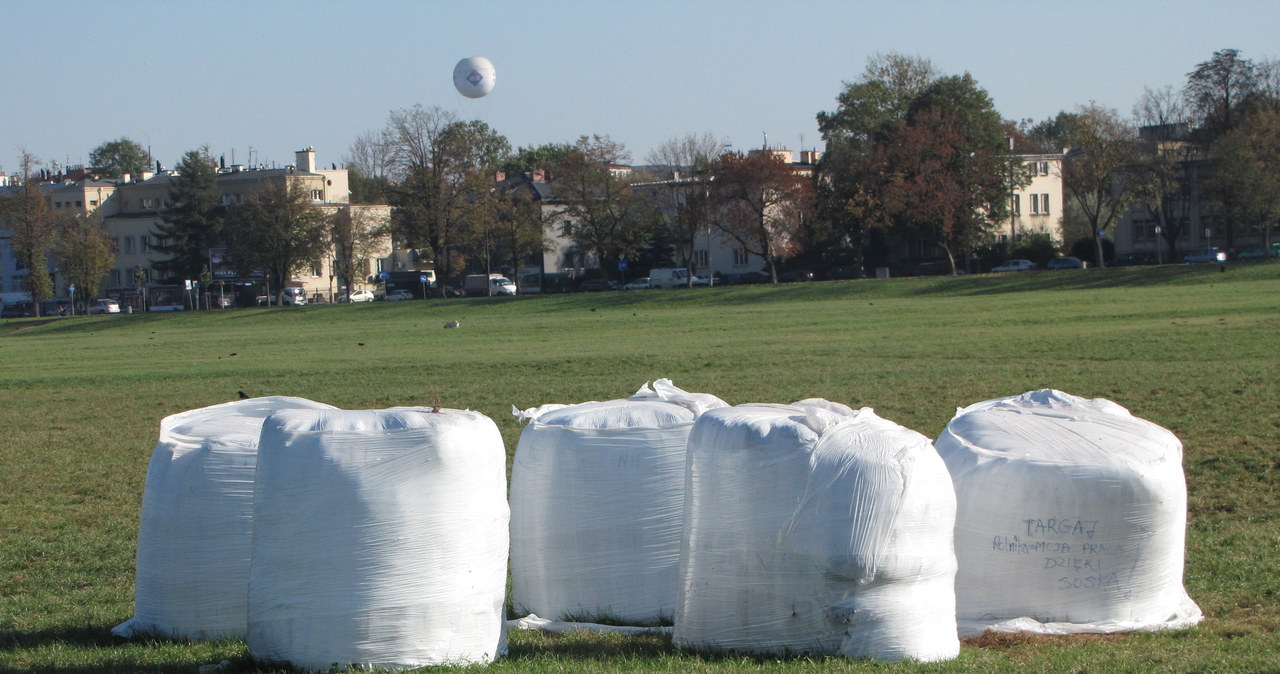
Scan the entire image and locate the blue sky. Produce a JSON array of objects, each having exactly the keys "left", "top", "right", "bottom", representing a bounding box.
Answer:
[{"left": 3, "top": 0, "right": 1277, "bottom": 173}]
